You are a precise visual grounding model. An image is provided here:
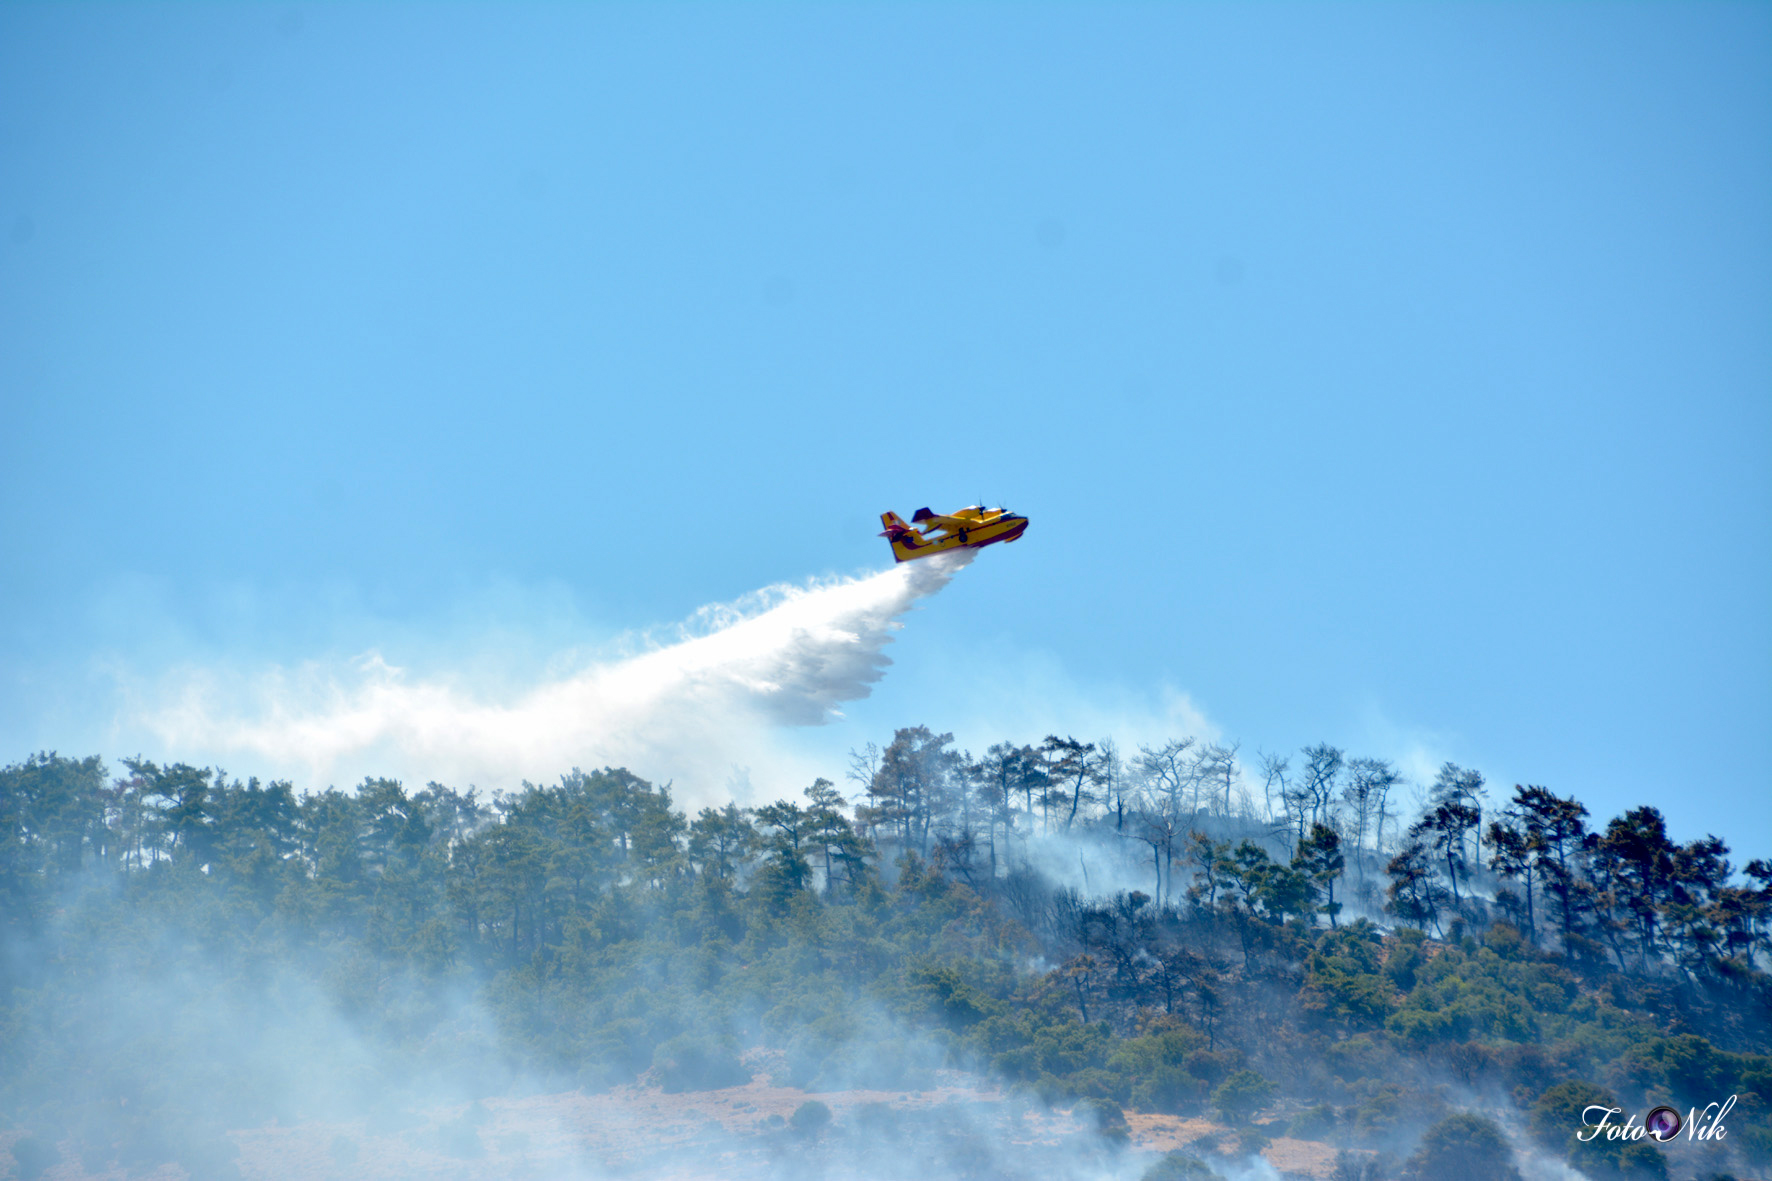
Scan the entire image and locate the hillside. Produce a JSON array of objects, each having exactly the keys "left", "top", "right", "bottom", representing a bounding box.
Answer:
[{"left": 3, "top": 735, "right": 1769, "bottom": 1180}]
